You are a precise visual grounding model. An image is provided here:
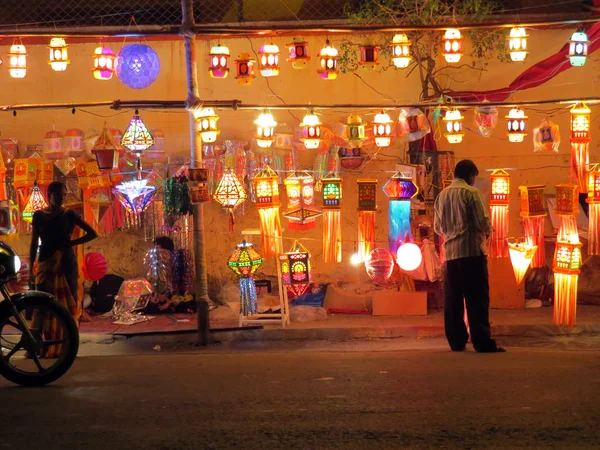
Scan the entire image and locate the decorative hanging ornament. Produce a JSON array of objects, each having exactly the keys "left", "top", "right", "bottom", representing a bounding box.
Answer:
[
  {"left": 567, "top": 30, "right": 589, "bottom": 67},
  {"left": 587, "top": 165, "right": 600, "bottom": 255},
  {"left": 570, "top": 102, "right": 591, "bottom": 195},
  {"left": 115, "top": 43, "right": 160, "bottom": 89},
  {"left": 344, "top": 115, "right": 367, "bottom": 147},
  {"left": 252, "top": 166, "right": 282, "bottom": 258},
  {"left": 489, "top": 169, "right": 510, "bottom": 258},
  {"left": 121, "top": 114, "right": 155, "bottom": 153},
  {"left": 279, "top": 240, "right": 312, "bottom": 297},
  {"left": 508, "top": 27, "right": 528, "bottom": 62},
  {"left": 317, "top": 40, "right": 339, "bottom": 80},
  {"left": 357, "top": 179, "right": 378, "bottom": 262},
  {"left": 383, "top": 172, "right": 418, "bottom": 254},
  {"left": 228, "top": 240, "right": 263, "bottom": 317},
  {"left": 473, "top": 104, "right": 498, "bottom": 138},
  {"left": 48, "top": 37, "right": 70, "bottom": 71},
  {"left": 507, "top": 238, "right": 537, "bottom": 285},
  {"left": 300, "top": 110, "right": 323, "bottom": 150},
  {"left": 213, "top": 170, "right": 247, "bottom": 231},
  {"left": 390, "top": 33, "right": 412, "bottom": 68},
  {"left": 533, "top": 118, "right": 560, "bottom": 153},
  {"left": 286, "top": 39, "right": 310, "bottom": 69},
  {"left": 87, "top": 192, "right": 112, "bottom": 227},
  {"left": 322, "top": 172, "right": 343, "bottom": 264},
  {"left": 365, "top": 248, "right": 395, "bottom": 284},
  {"left": 254, "top": 110, "right": 277, "bottom": 148},
  {"left": 91, "top": 126, "right": 123, "bottom": 170},
  {"left": 570, "top": 102, "right": 591, "bottom": 143},
  {"left": 283, "top": 171, "right": 322, "bottom": 231},
  {"left": 194, "top": 108, "right": 220, "bottom": 143},
  {"left": 397, "top": 242, "right": 422, "bottom": 272},
  {"left": 519, "top": 184, "right": 546, "bottom": 268},
  {"left": 359, "top": 41, "right": 380, "bottom": 71},
  {"left": 234, "top": 53, "right": 256, "bottom": 86},
  {"left": 373, "top": 111, "right": 394, "bottom": 147},
  {"left": 258, "top": 43, "right": 280, "bottom": 77},
  {"left": 8, "top": 41, "right": 27, "bottom": 79},
  {"left": 443, "top": 109, "right": 464, "bottom": 144},
  {"left": 22, "top": 182, "right": 48, "bottom": 223},
  {"left": 397, "top": 108, "right": 430, "bottom": 142},
  {"left": 442, "top": 29, "right": 463, "bottom": 63},
  {"left": 506, "top": 108, "right": 528, "bottom": 143},
  {"left": 208, "top": 44, "right": 230, "bottom": 78},
  {"left": 113, "top": 178, "right": 157, "bottom": 227},
  {"left": 92, "top": 46, "right": 116, "bottom": 80}
]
